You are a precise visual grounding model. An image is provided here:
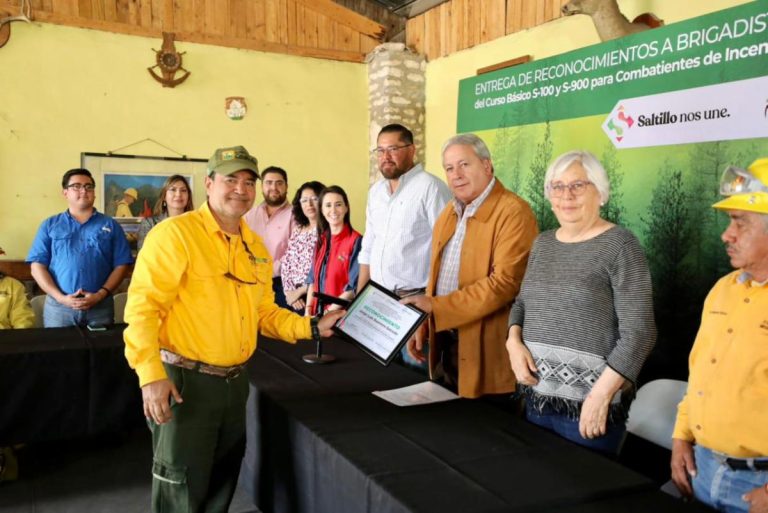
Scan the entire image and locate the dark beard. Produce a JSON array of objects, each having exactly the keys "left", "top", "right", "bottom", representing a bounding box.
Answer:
[
  {"left": 380, "top": 165, "right": 408, "bottom": 181},
  {"left": 264, "top": 194, "right": 287, "bottom": 207}
]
